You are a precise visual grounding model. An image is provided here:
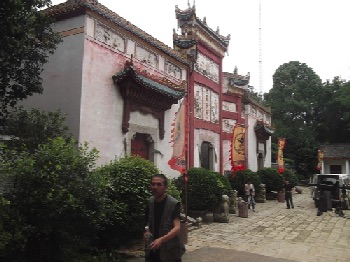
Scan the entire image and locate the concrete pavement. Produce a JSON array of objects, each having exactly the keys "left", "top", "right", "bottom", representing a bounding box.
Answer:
[{"left": 126, "top": 186, "right": 350, "bottom": 262}]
